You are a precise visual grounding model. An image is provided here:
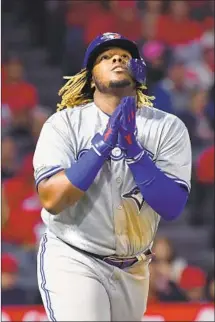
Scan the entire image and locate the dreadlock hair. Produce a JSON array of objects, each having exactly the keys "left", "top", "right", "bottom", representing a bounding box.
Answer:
[{"left": 57, "top": 68, "right": 154, "bottom": 111}]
